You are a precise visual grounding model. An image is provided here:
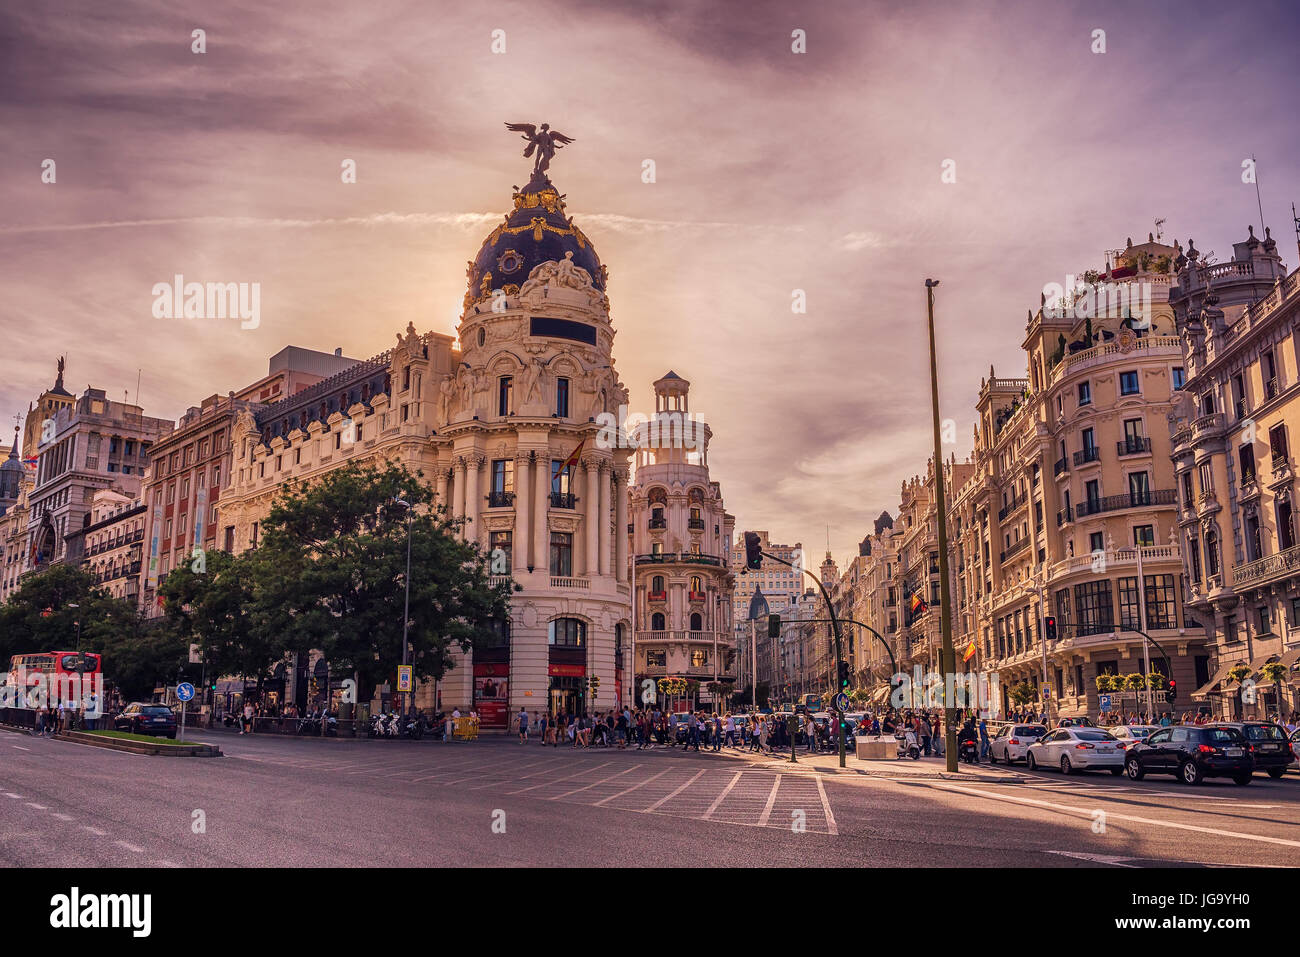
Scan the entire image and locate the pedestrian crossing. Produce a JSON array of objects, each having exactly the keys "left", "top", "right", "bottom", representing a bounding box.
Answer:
[{"left": 208, "top": 739, "right": 838, "bottom": 834}]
